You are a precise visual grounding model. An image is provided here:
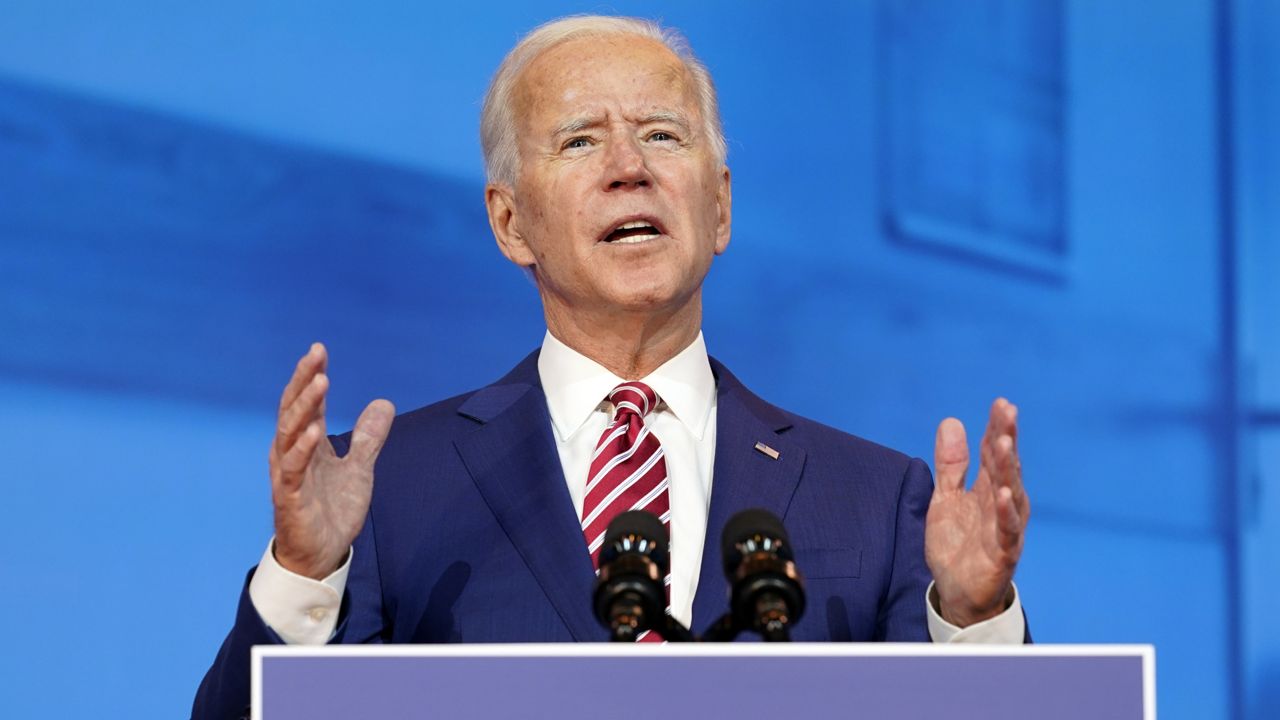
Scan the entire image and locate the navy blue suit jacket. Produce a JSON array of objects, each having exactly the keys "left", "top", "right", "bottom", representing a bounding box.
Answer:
[{"left": 193, "top": 351, "right": 936, "bottom": 719}]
